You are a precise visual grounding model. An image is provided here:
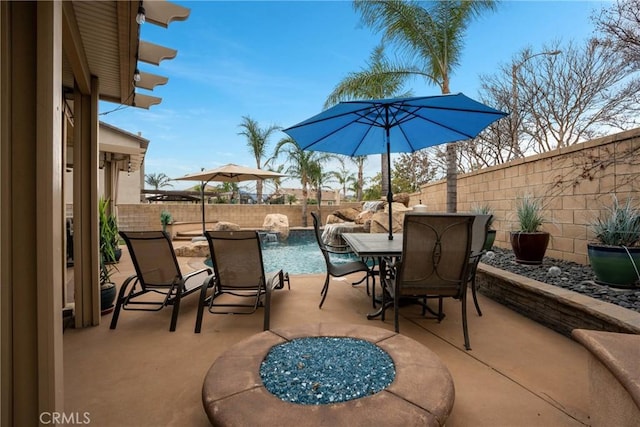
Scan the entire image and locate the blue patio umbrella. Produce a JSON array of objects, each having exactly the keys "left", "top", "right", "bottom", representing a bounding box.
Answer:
[{"left": 282, "top": 93, "right": 508, "bottom": 240}]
